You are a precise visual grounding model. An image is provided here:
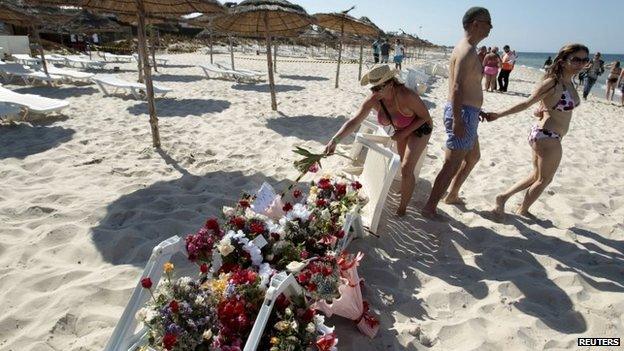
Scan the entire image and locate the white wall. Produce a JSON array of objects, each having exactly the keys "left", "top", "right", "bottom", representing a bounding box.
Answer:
[{"left": 0, "top": 35, "right": 31, "bottom": 57}]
